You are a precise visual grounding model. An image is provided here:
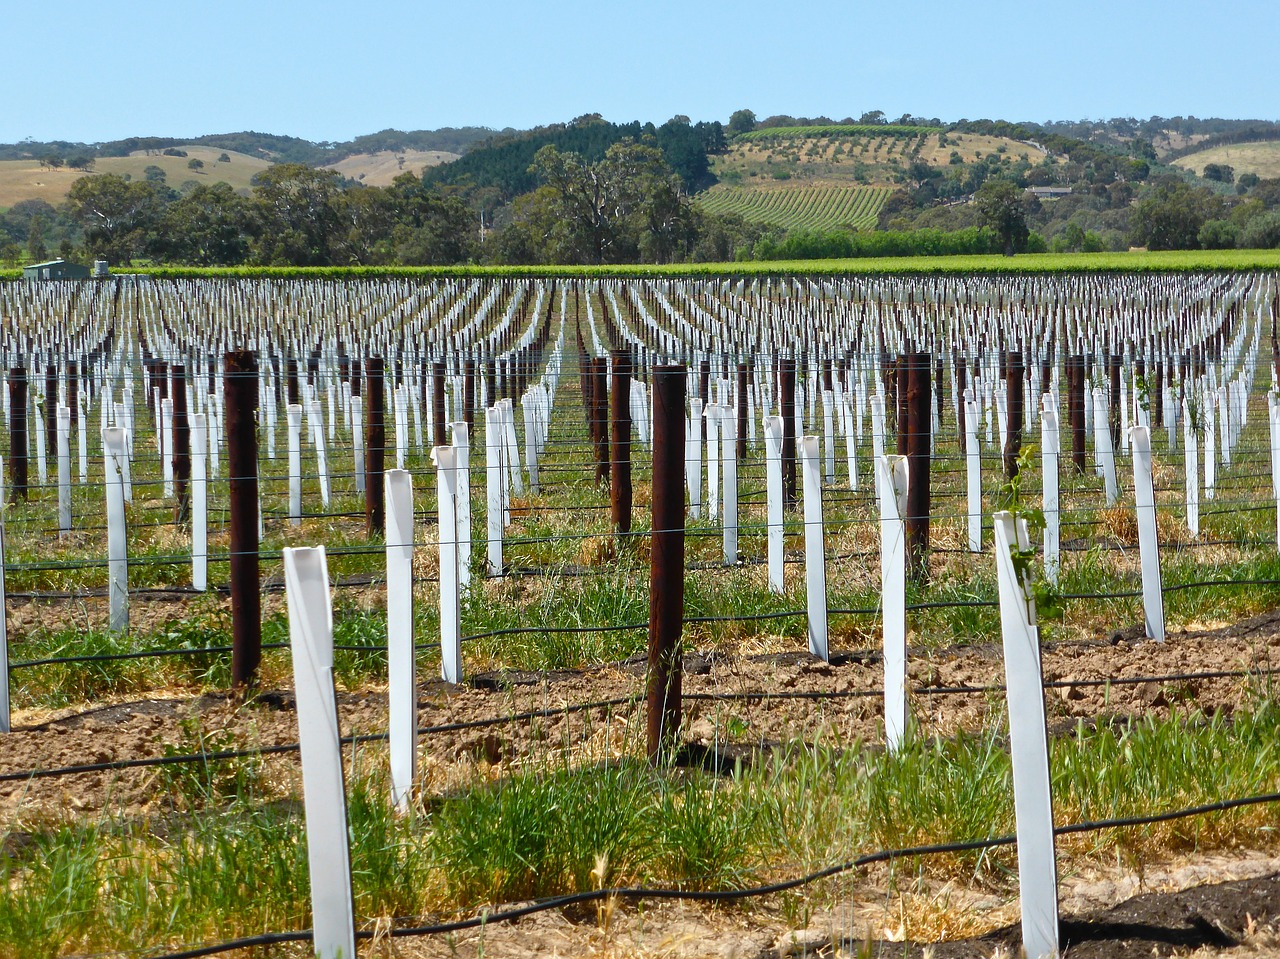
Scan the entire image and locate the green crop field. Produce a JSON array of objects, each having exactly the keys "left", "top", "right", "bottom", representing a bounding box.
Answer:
[
  {"left": 8, "top": 248, "right": 1280, "bottom": 283},
  {"left": 696, "top": 184, "right": 892, "bottom": 231}
]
